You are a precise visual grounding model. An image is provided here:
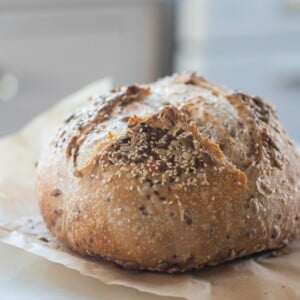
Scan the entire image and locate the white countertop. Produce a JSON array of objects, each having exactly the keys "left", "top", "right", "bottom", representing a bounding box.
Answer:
[{"left": 0, "top": 243, "right": 176, "bottom": 300}]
